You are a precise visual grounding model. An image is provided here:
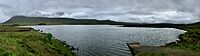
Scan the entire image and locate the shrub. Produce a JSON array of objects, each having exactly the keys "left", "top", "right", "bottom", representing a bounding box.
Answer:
[
  {"left": 12, "top": 24, "right": 20, "bottom": 26},
  {"left": 38, "top": 23, "right": 47, "bottom": 25},
  {"left": 47, "top": 33, "right": 53, "bottom": 42}
]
